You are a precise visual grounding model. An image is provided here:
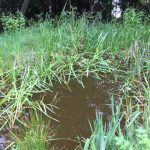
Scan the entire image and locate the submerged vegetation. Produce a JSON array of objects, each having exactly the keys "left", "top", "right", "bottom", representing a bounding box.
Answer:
[{"left": 0, "top": 8, "right": 150, "bottom": 149}]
